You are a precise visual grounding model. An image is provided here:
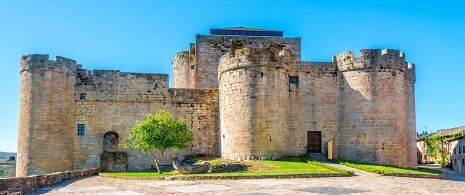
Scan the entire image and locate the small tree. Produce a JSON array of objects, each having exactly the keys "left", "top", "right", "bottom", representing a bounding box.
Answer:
[
  {"left": 7, "top": 156, "right": 15, "bottom": 162},
  {"left": 120, "top": 109, "right": 194, "bottom": 174}
]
